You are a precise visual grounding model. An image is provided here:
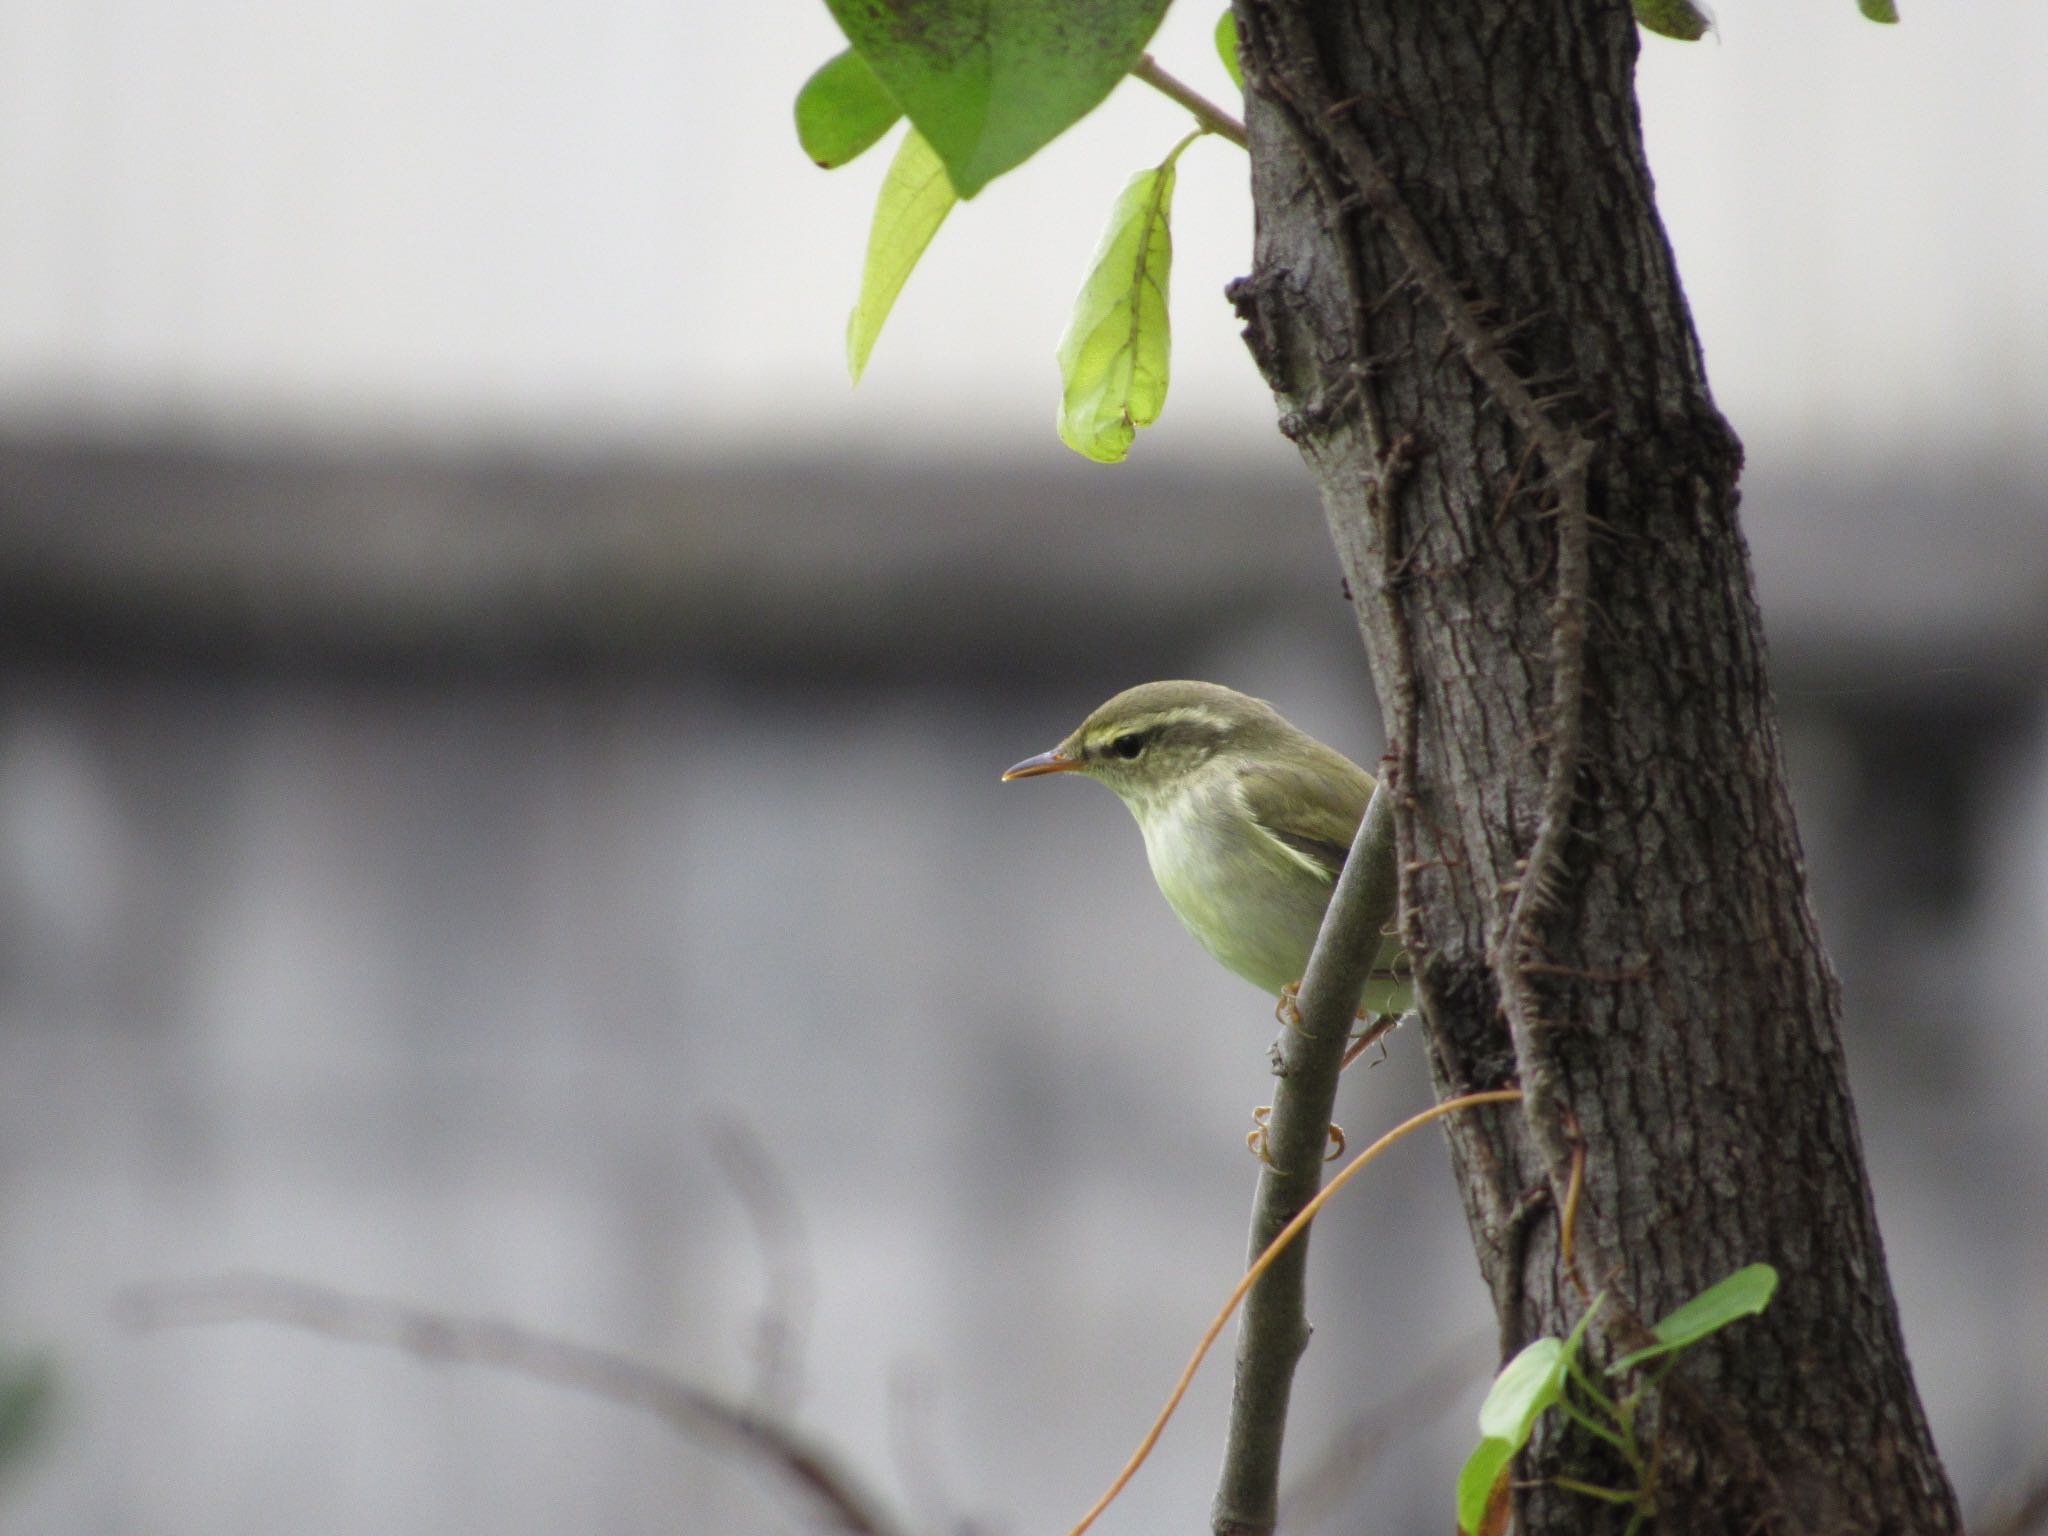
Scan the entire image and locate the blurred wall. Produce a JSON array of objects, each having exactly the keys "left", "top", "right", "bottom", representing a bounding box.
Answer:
[{"left": 1, "top": 442, "right": 2043, "bottom": 1535}]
